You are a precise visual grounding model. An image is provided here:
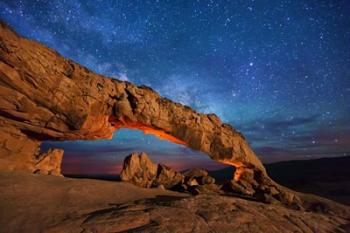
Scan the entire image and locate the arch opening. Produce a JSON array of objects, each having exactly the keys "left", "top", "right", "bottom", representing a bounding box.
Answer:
[{"left": 41, "top": 128, "right": 227, "bottom": 179}]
